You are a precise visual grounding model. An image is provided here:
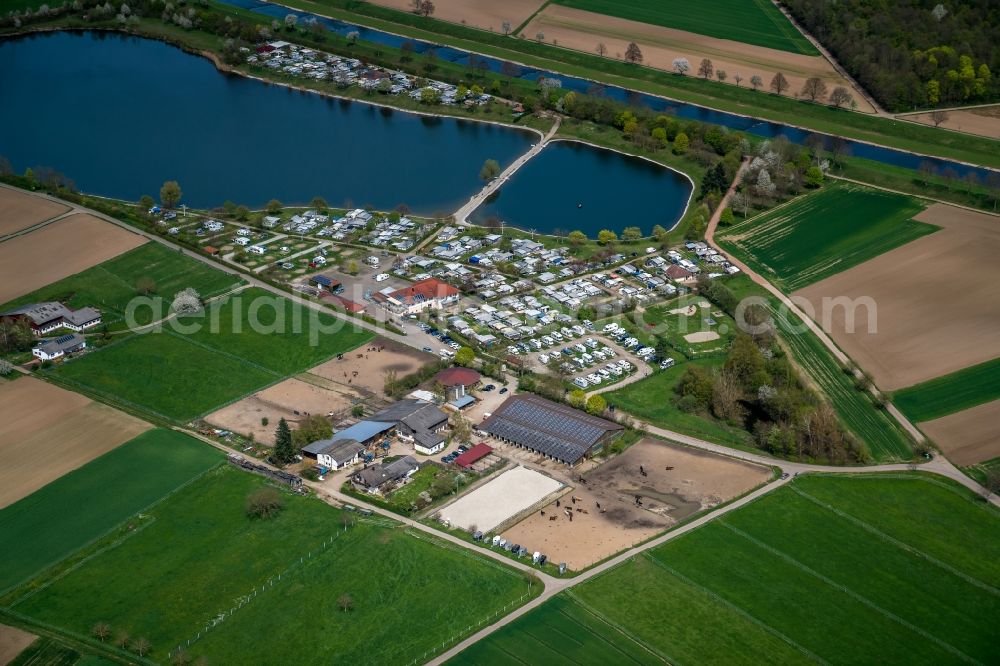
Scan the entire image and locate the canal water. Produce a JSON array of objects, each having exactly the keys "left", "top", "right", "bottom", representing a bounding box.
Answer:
[
  {"left": 0, "top": 30, "right": 538, "bottom": 214},
  {"left": 215, "top": 0, "right": 994, "bottom": 181},
  {"left": 469, "top": 141, "right": 692, "bottom": 236}
]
